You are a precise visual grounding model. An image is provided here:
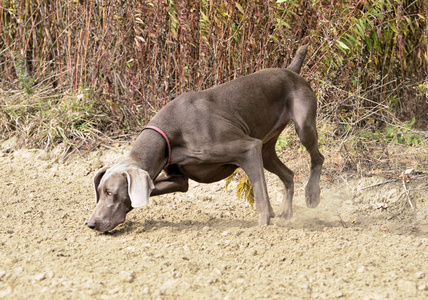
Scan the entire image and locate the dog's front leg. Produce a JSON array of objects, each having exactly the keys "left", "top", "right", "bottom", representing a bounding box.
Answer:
[
  {"left": 237, "top": 139, "right": 274, "bottom": 225},
  {"left": 150, "top": 165, "right": 189, "bottom": 196},
  {"left": 261, "top": 138, "right": 295, "bottom": 219}
]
